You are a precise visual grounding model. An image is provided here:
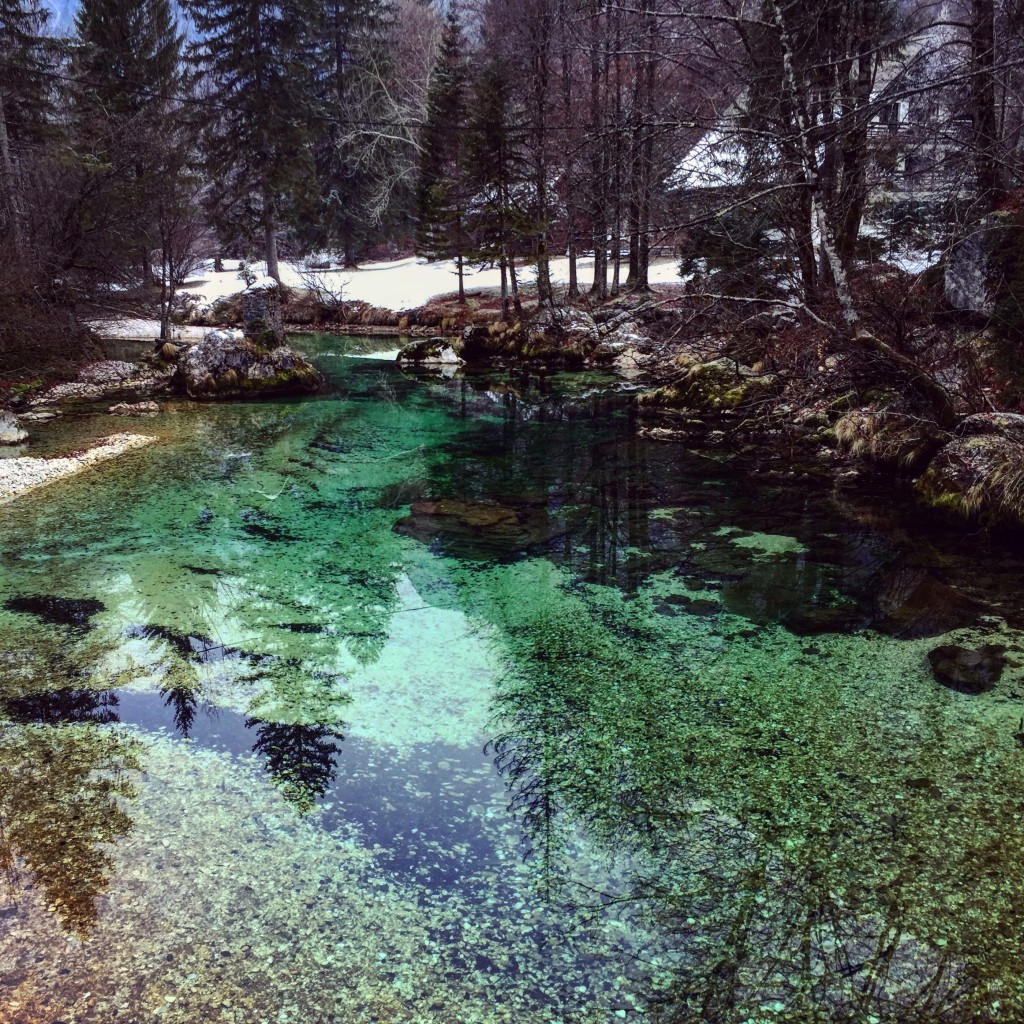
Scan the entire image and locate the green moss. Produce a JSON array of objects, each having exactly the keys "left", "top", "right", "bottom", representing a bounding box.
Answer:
[{"left": 639, "top": 361, "right": 779, "bottom": 415}]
